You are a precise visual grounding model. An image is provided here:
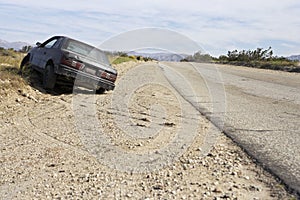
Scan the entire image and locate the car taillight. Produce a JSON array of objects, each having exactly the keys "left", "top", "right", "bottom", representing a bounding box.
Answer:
[
  {"left": 61, "top": 56, "right": 85, "bottom": 70},
  {"left": 97, "top": 70, "right": 117, "bottom": 82}
]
